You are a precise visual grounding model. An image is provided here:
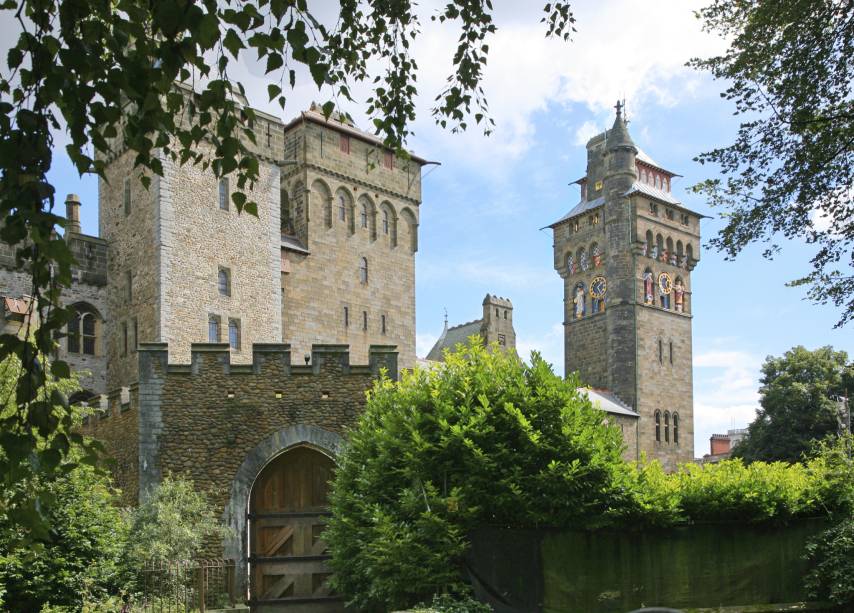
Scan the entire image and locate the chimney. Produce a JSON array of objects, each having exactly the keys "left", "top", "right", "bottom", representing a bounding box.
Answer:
[{"left": 65, "top": 193, "right": 81, "bottom": 236}]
